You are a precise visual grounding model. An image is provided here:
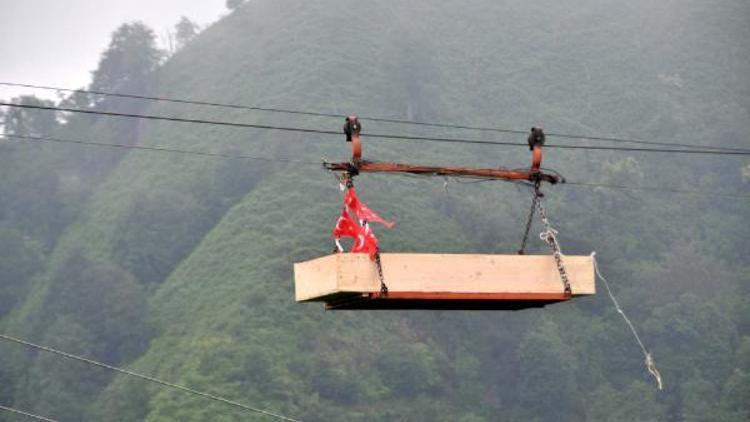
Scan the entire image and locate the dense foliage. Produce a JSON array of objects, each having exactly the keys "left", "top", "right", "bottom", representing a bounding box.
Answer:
[{"left": 1, "top": 0, "right": 748, "bottom": 421}]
